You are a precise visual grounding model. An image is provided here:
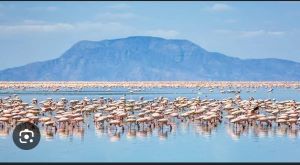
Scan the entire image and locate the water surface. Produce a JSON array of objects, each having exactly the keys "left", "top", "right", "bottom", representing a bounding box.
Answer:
[{"left": 0, "top": 87, "right": 300, "bottom": 162}]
